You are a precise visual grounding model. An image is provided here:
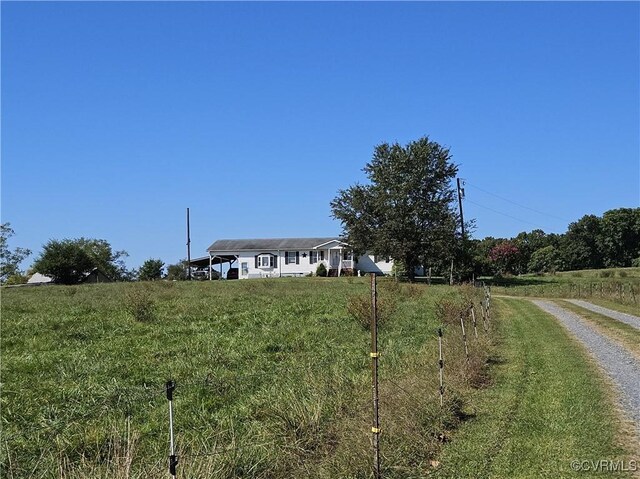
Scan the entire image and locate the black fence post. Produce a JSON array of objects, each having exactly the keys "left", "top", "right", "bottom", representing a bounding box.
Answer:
[
  {"left": 438, "top": 328, "right": 444, "bottom": 407},
  {"left": 166, "top": 380, "right": 178, "bottom": 478}
]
